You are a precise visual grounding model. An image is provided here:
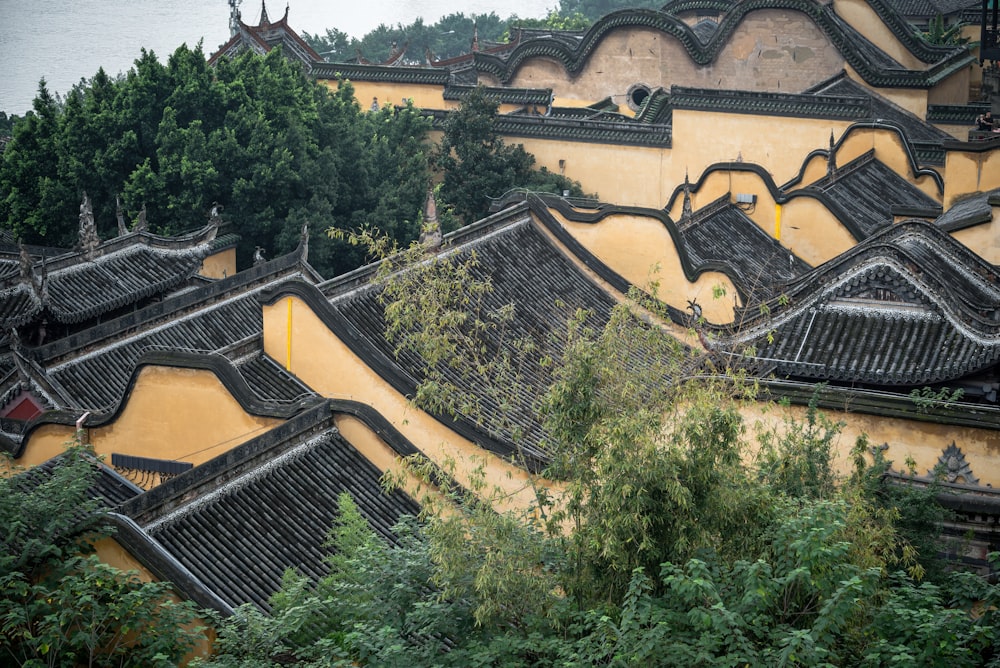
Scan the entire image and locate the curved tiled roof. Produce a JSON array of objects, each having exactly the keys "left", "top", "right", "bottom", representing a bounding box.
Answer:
[
  {"left": 121, "top": 402, "right": 420, "bottom": 611},
  {"left": 799, "top": 150, "right": 942, "bottom": 239},
  {"left": 318, "top": 209, "right": 620, "bottom": 469},
  {"left": 935, "top": 189, "right": 1000, "bottom": 232},
  {"left": 0, "top": 249, "right": 318, "bottom": 417},
  {"left": 471, "top": 1, "right": 975, "bottom": 89},
  {"left": 680, "top": 195, "right": 811, "bottom": 303},
  {"left": 709, "top": 221, "right": 1000, "bottom": 385},
  {"left": 0, "top": 225, "right": 229, "bottom": 329}
]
